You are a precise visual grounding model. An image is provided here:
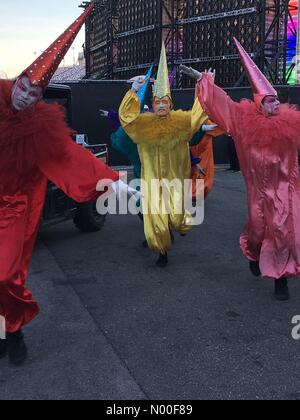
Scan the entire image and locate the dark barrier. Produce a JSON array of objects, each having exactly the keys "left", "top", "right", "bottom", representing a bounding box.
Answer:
[
  {"left": 65, "top": 80, "right": 129, "bottom": 166},
  {"left": 66, "top": 81, "right": 300, "bottom": 166}
]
